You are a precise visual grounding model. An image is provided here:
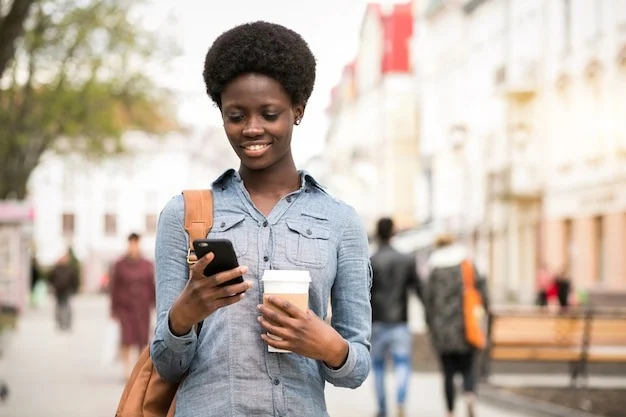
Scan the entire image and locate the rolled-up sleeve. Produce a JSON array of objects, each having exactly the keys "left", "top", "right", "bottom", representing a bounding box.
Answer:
[
  {"left": 322, "top": 207, "right": 372, "bottom": 388},
  {"left": 150, "top": 195, "right": 197, "bottom": 383}
]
